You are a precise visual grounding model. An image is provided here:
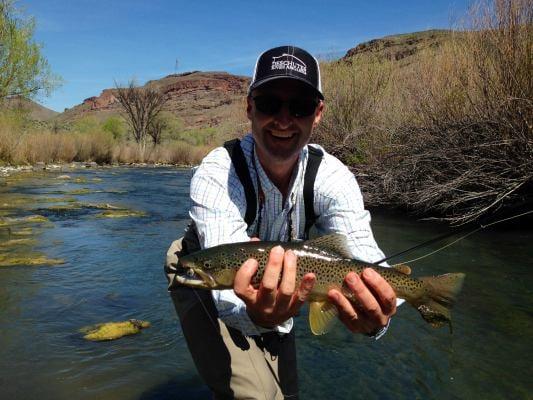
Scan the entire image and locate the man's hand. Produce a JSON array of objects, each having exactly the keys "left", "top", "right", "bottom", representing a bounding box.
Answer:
[
  {"left": 328, "top": 268, "right": 397, "bottom": 335},
  {"left": 234, "top": 244, "right": 316, "bottom": 328}
]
